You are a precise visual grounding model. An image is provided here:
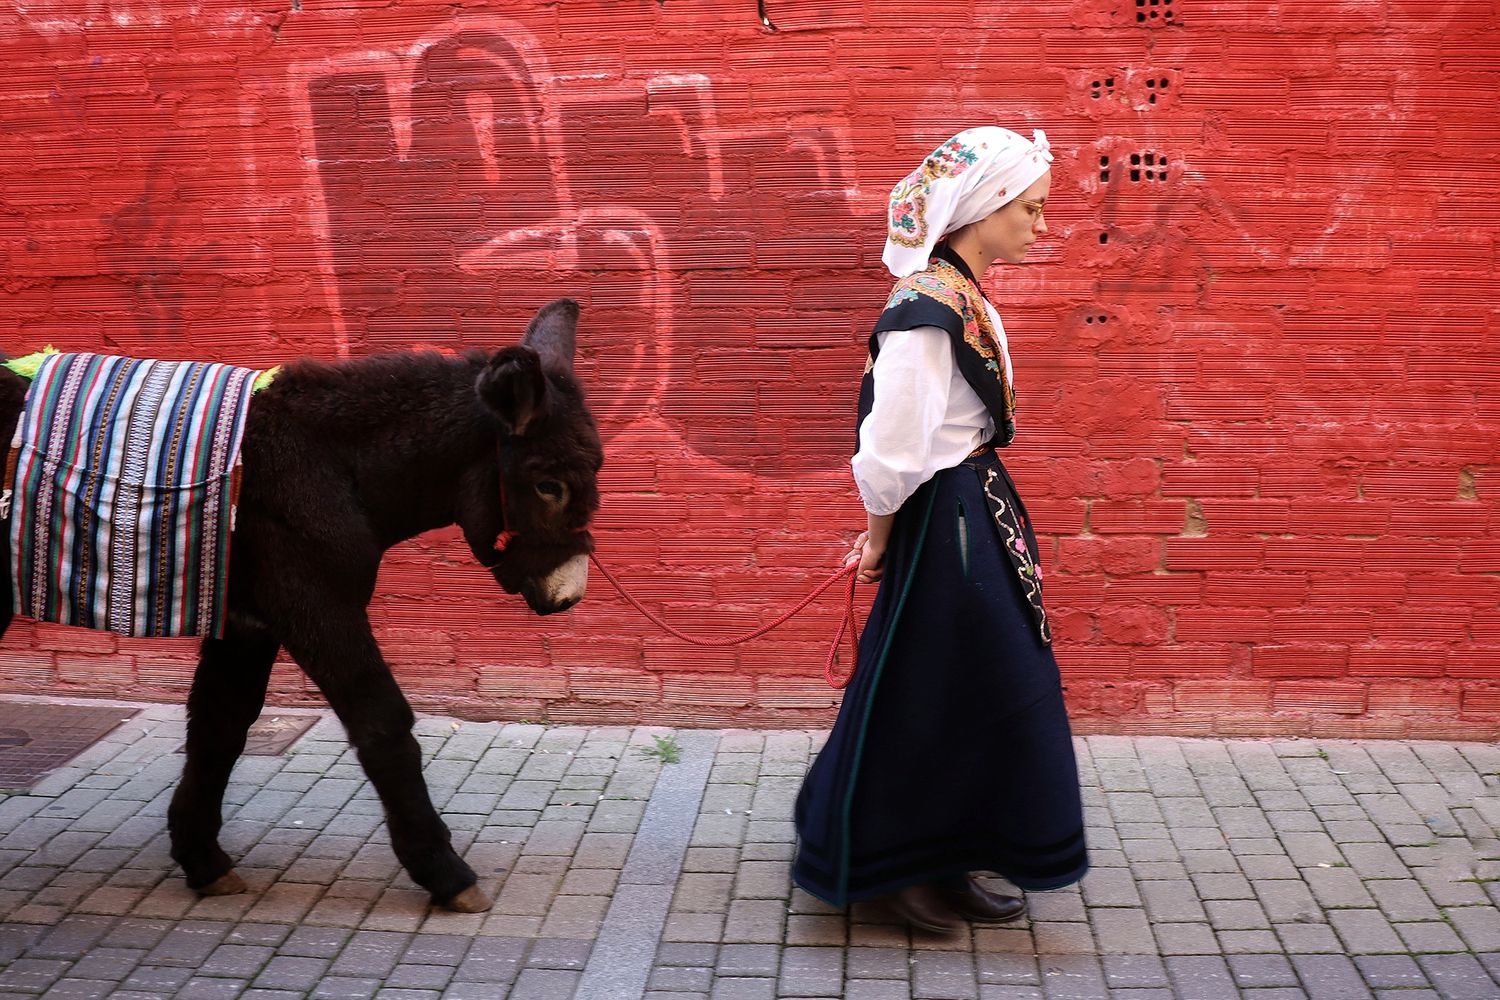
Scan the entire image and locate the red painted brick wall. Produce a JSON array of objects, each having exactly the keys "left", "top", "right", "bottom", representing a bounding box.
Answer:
[{"left": 2, "top": 1, "right": 1497, "bottom": 739}]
